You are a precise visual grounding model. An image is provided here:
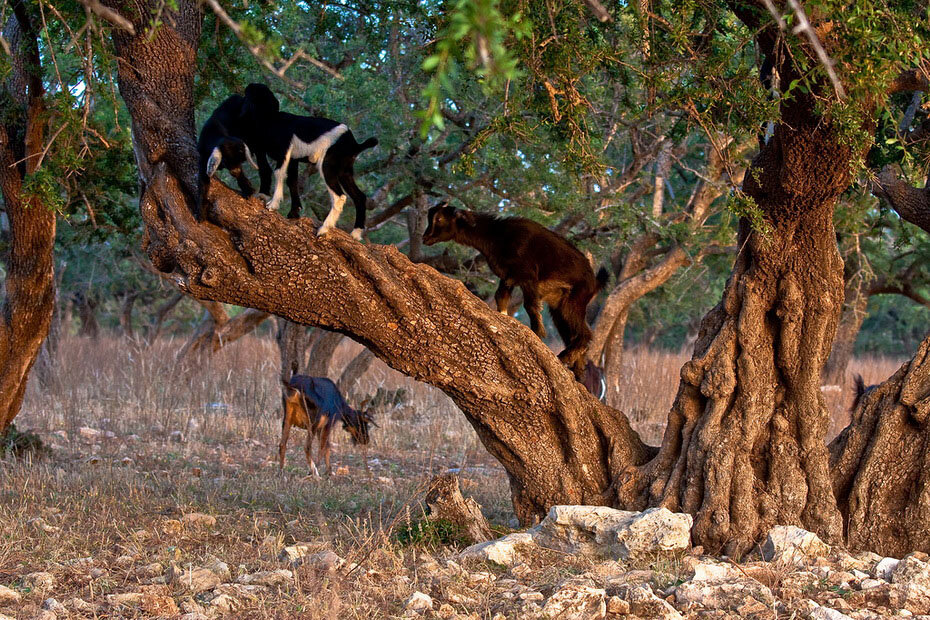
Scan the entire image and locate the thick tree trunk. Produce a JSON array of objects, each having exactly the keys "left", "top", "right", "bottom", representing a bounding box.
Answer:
[
  {"left": 142, "top": 291, "right": 184, "bottom": 344},
  {"left": 119, "top": 292, "right": 138, "bottom": 339},
  {"left": 306, "top": 330, "right": 344, "bottom": 377},
  {"left": 0, "top": 3, "right": 56, "bottom": 432},
  {"left": 831, "top": 335, "right": 930, "bottom": 556},
  {"left": 628, "top": 98, "right": 861, "bottom": 553},
  {"left": 337, "top": 347, "right": 376, "bottom": 398},
  {"left": 73, "top": 292, "right": 100, "bottom": 339},
  {"left": 276, "top": 318, "right": 314, "bottom": 381}
]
